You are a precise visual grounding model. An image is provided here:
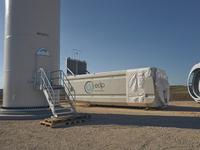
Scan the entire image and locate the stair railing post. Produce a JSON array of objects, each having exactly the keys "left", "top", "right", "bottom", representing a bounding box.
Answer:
[
  {"left": 39, "top": 69, "right": 43, "bottom": 90},
  {"left": 59, "top": 71, "right": 61, "bottom": 86},
  {"left": 50, "top": 71, "right": 53, "bottom": 86}
]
